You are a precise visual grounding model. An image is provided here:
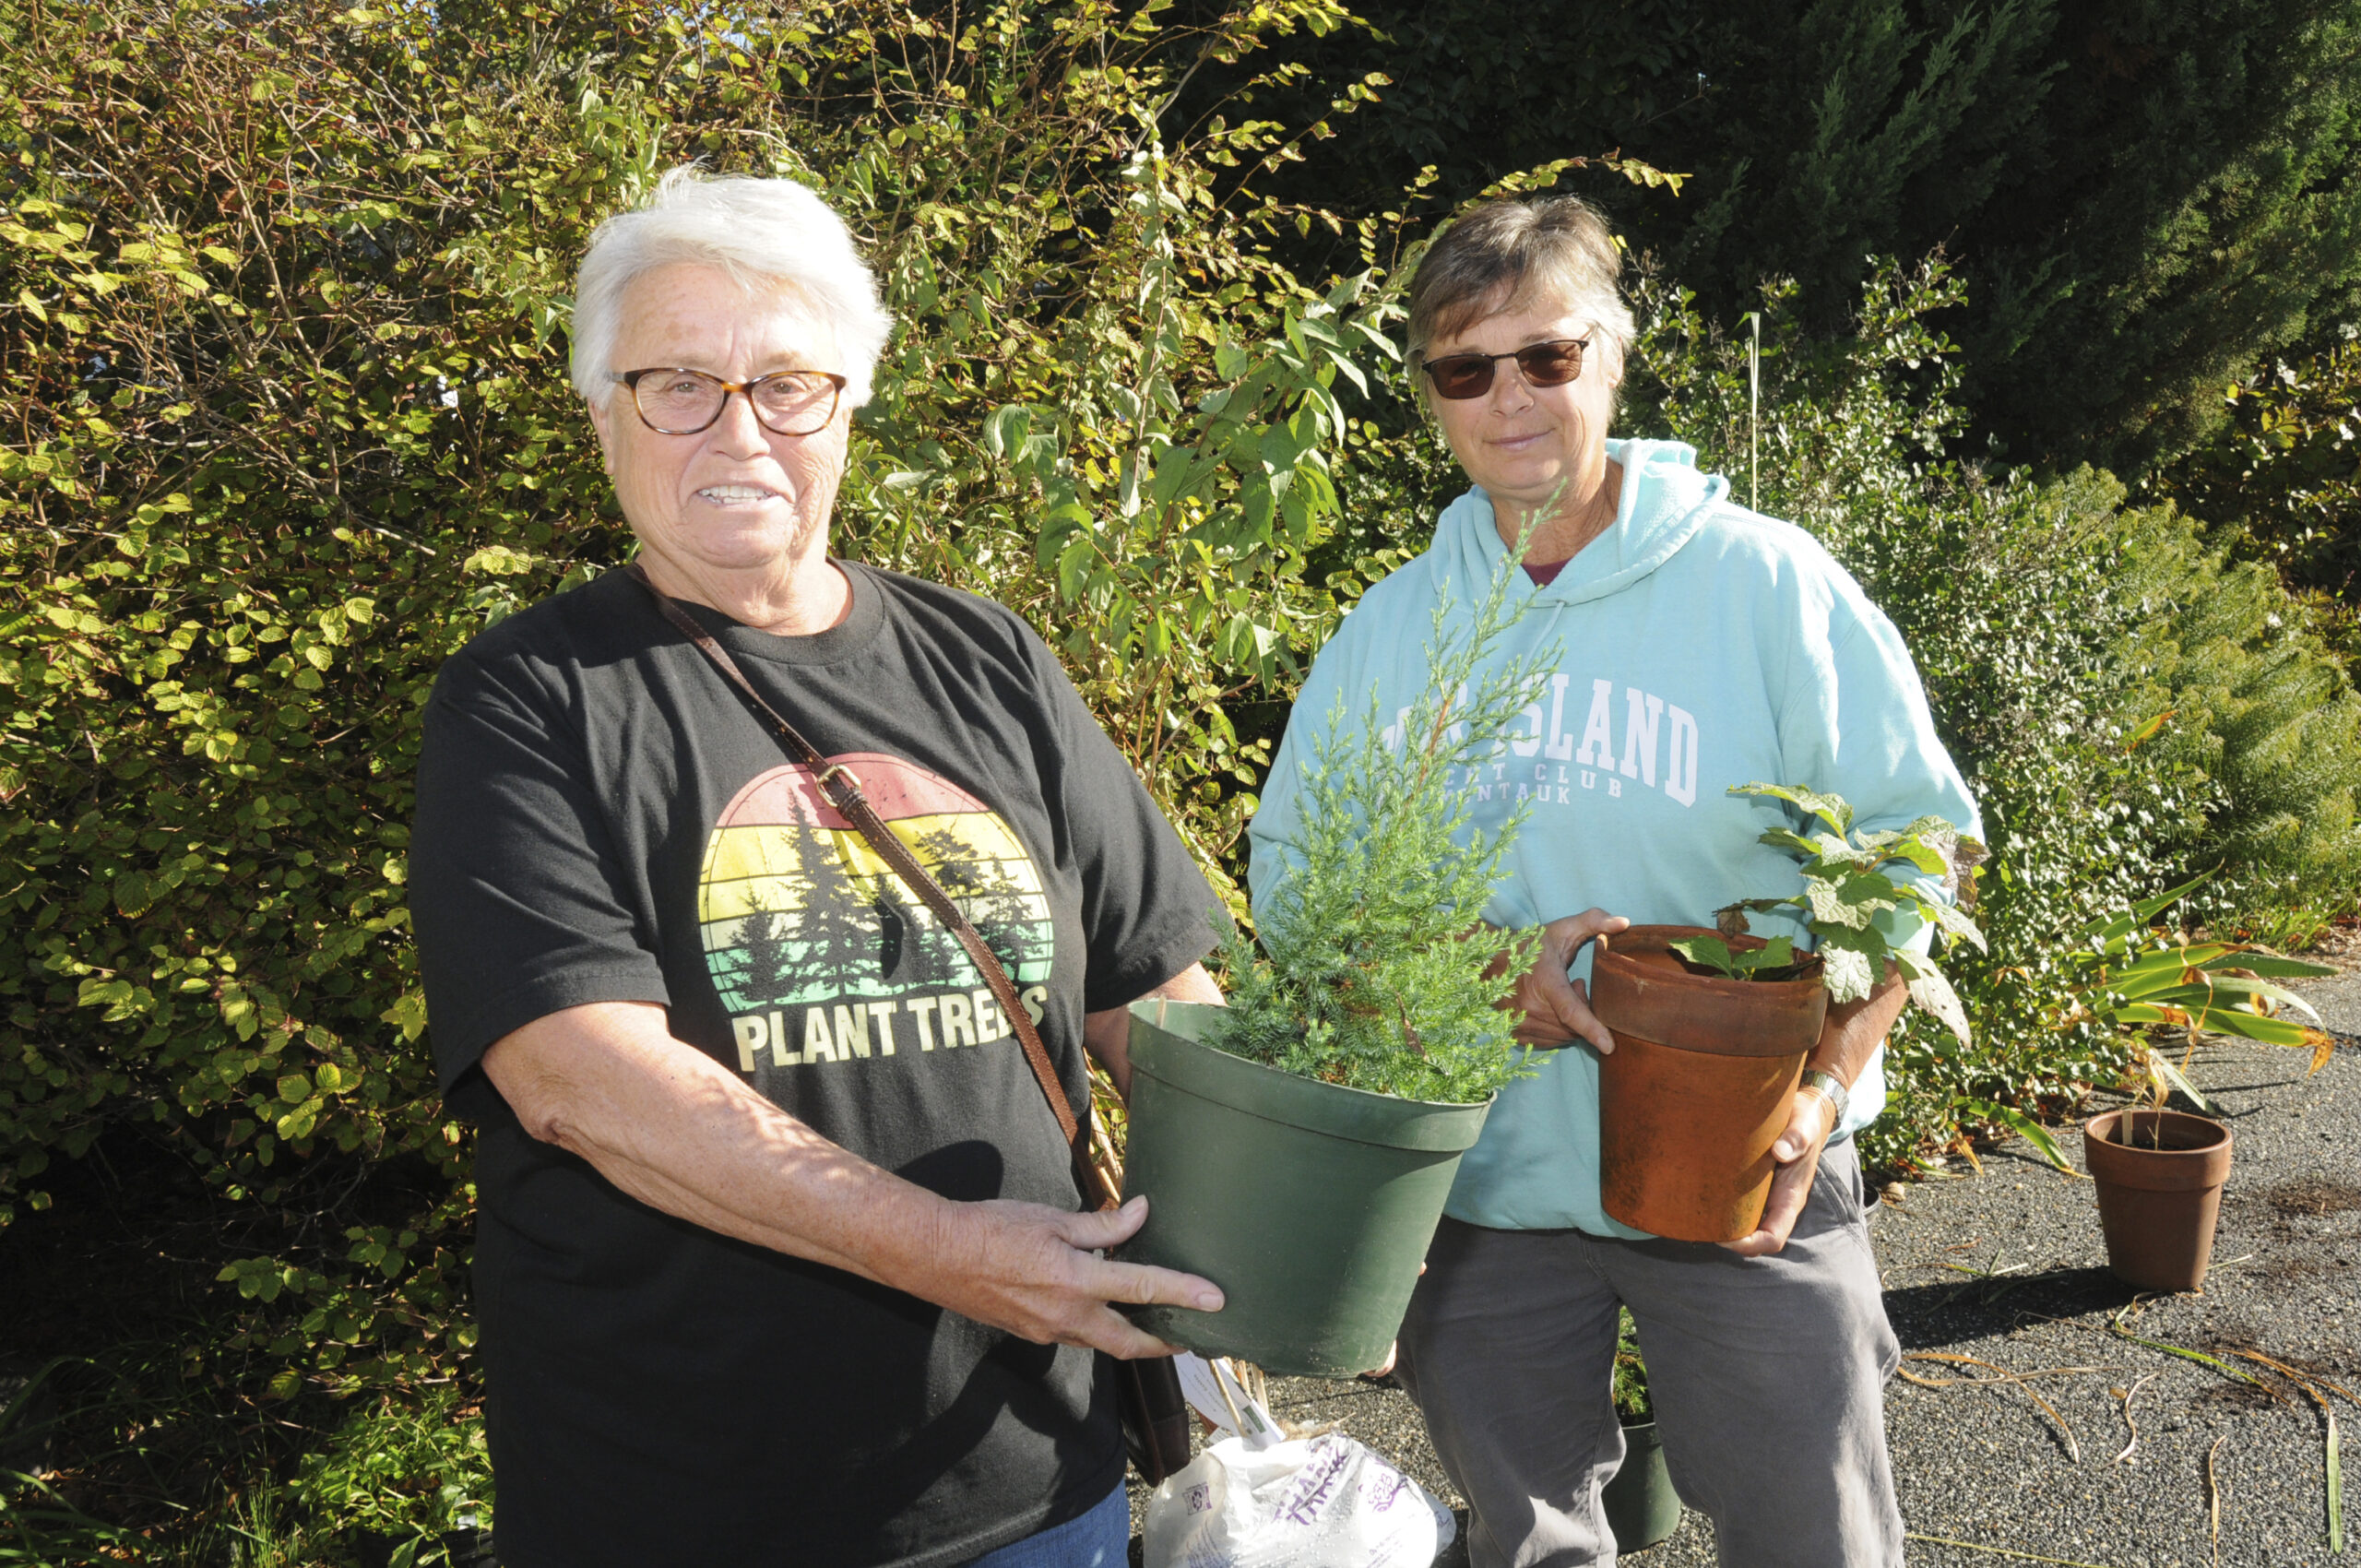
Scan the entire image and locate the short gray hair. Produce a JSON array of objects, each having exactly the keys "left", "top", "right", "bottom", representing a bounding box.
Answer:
[
  {"left": 1405, "top": 196, "right": 1635, "bottom": 373},
  {"left": 570, "top": 167, "right": 895, "bottom": 410}
]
